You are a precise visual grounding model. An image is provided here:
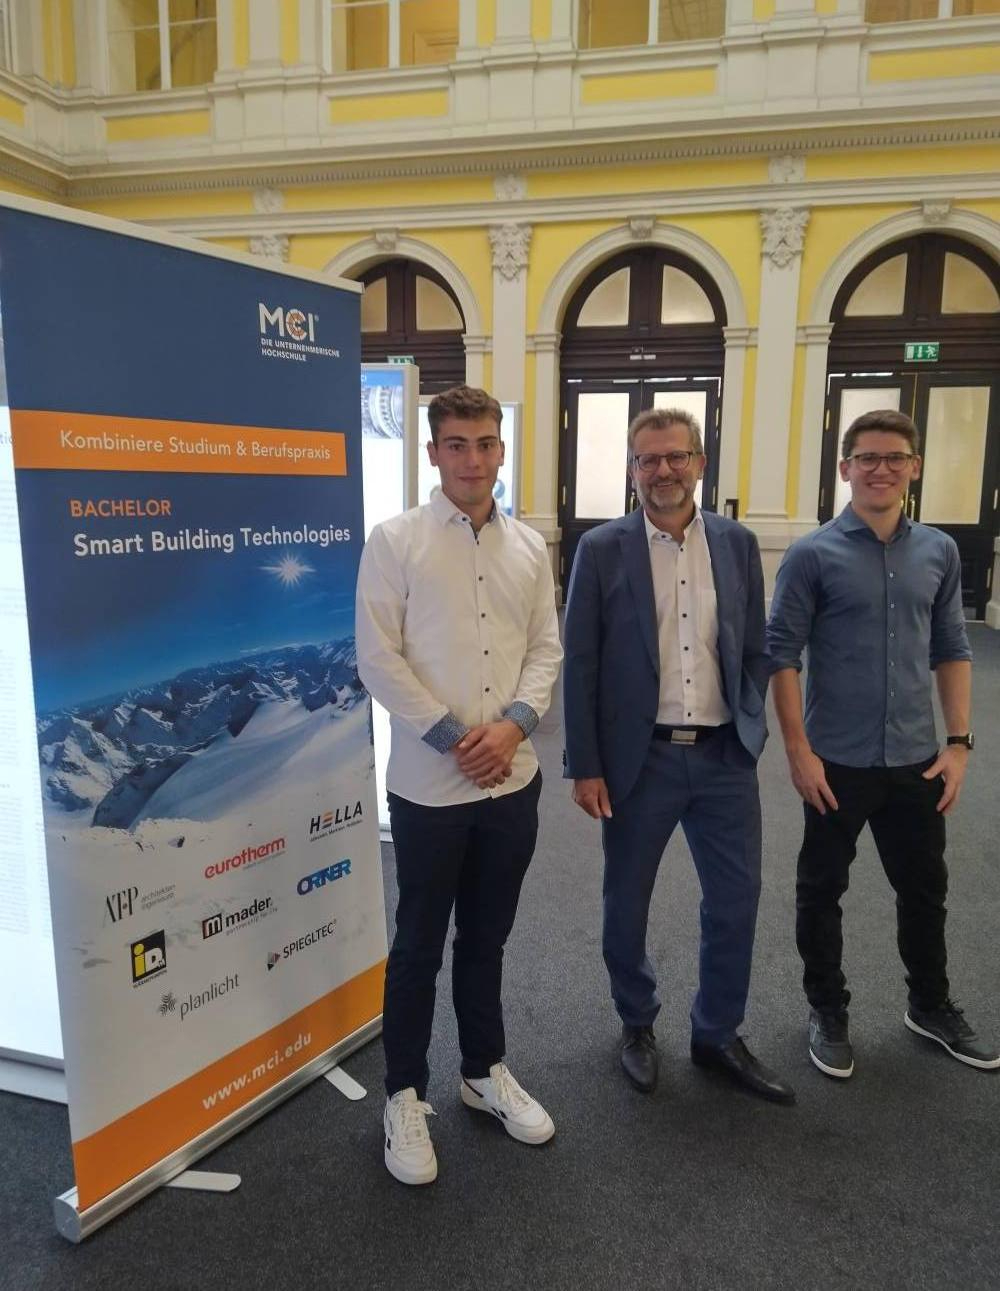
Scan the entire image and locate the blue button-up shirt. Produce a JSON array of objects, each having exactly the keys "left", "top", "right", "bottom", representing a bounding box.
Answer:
[{"left": 767, "top": 506, "right": 972, "bottom": 768}]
